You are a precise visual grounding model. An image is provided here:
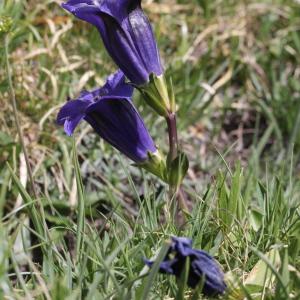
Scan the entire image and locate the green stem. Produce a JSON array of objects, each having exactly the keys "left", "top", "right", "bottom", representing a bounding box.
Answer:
[
  {"left": 166, "top": 113, "right": 189, "bottom": 213},
  {"left": 166, "top": 113, "right": 178, "bottom": 162}
]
